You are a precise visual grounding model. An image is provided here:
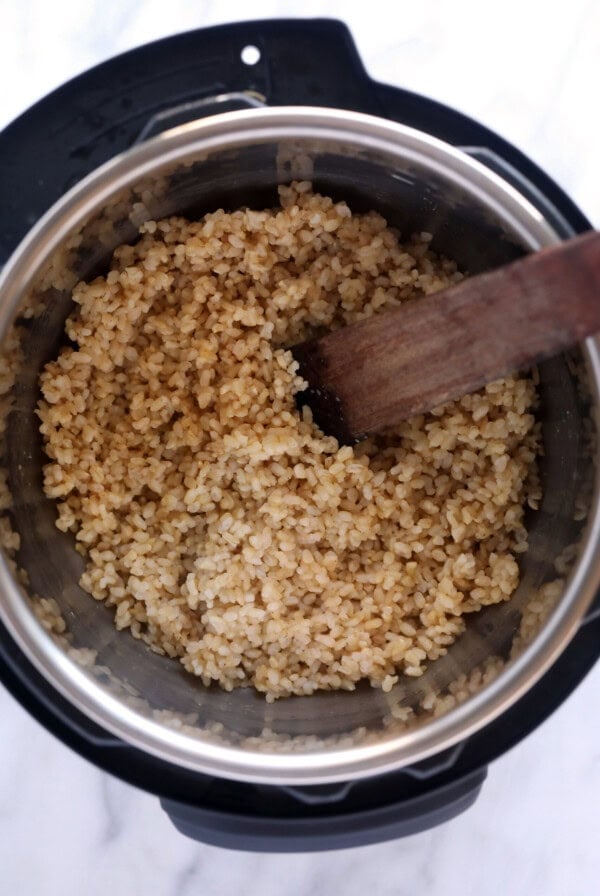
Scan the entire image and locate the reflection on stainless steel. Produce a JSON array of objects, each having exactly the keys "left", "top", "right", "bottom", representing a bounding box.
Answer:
[{"left": 0, "top": 107, "right": 598, "bottom": 784}]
